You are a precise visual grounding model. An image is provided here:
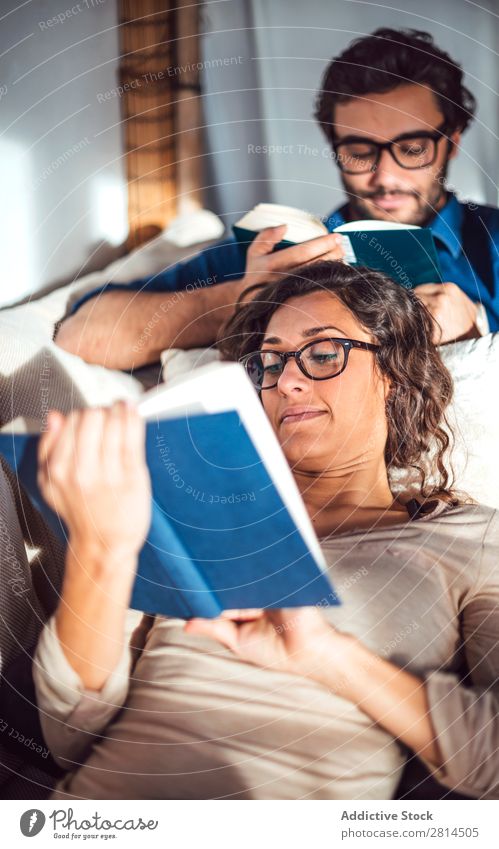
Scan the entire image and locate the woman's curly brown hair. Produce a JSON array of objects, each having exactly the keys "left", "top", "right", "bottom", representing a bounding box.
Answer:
[{"left": 218, "top": 261, "right": 457, "bottom": 502}]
